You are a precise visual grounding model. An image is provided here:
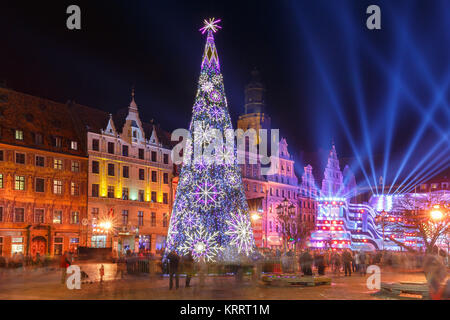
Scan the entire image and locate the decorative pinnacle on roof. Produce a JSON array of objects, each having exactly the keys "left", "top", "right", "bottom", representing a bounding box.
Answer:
[
  {"left": 130, "top": 87, "right": 137, "bottom": 110},
  {"left": 199, "top": 18, "right": 222, "bottom": 34}
]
